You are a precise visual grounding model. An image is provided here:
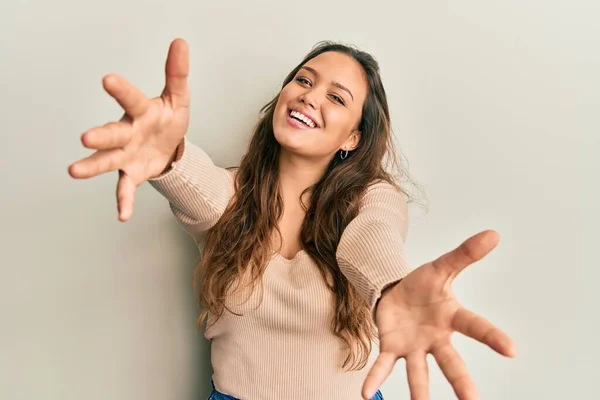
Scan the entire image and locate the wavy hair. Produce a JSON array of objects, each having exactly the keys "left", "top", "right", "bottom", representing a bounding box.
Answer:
[{"left": 194, "top": 41, "right": 422, "bottom": 370}]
